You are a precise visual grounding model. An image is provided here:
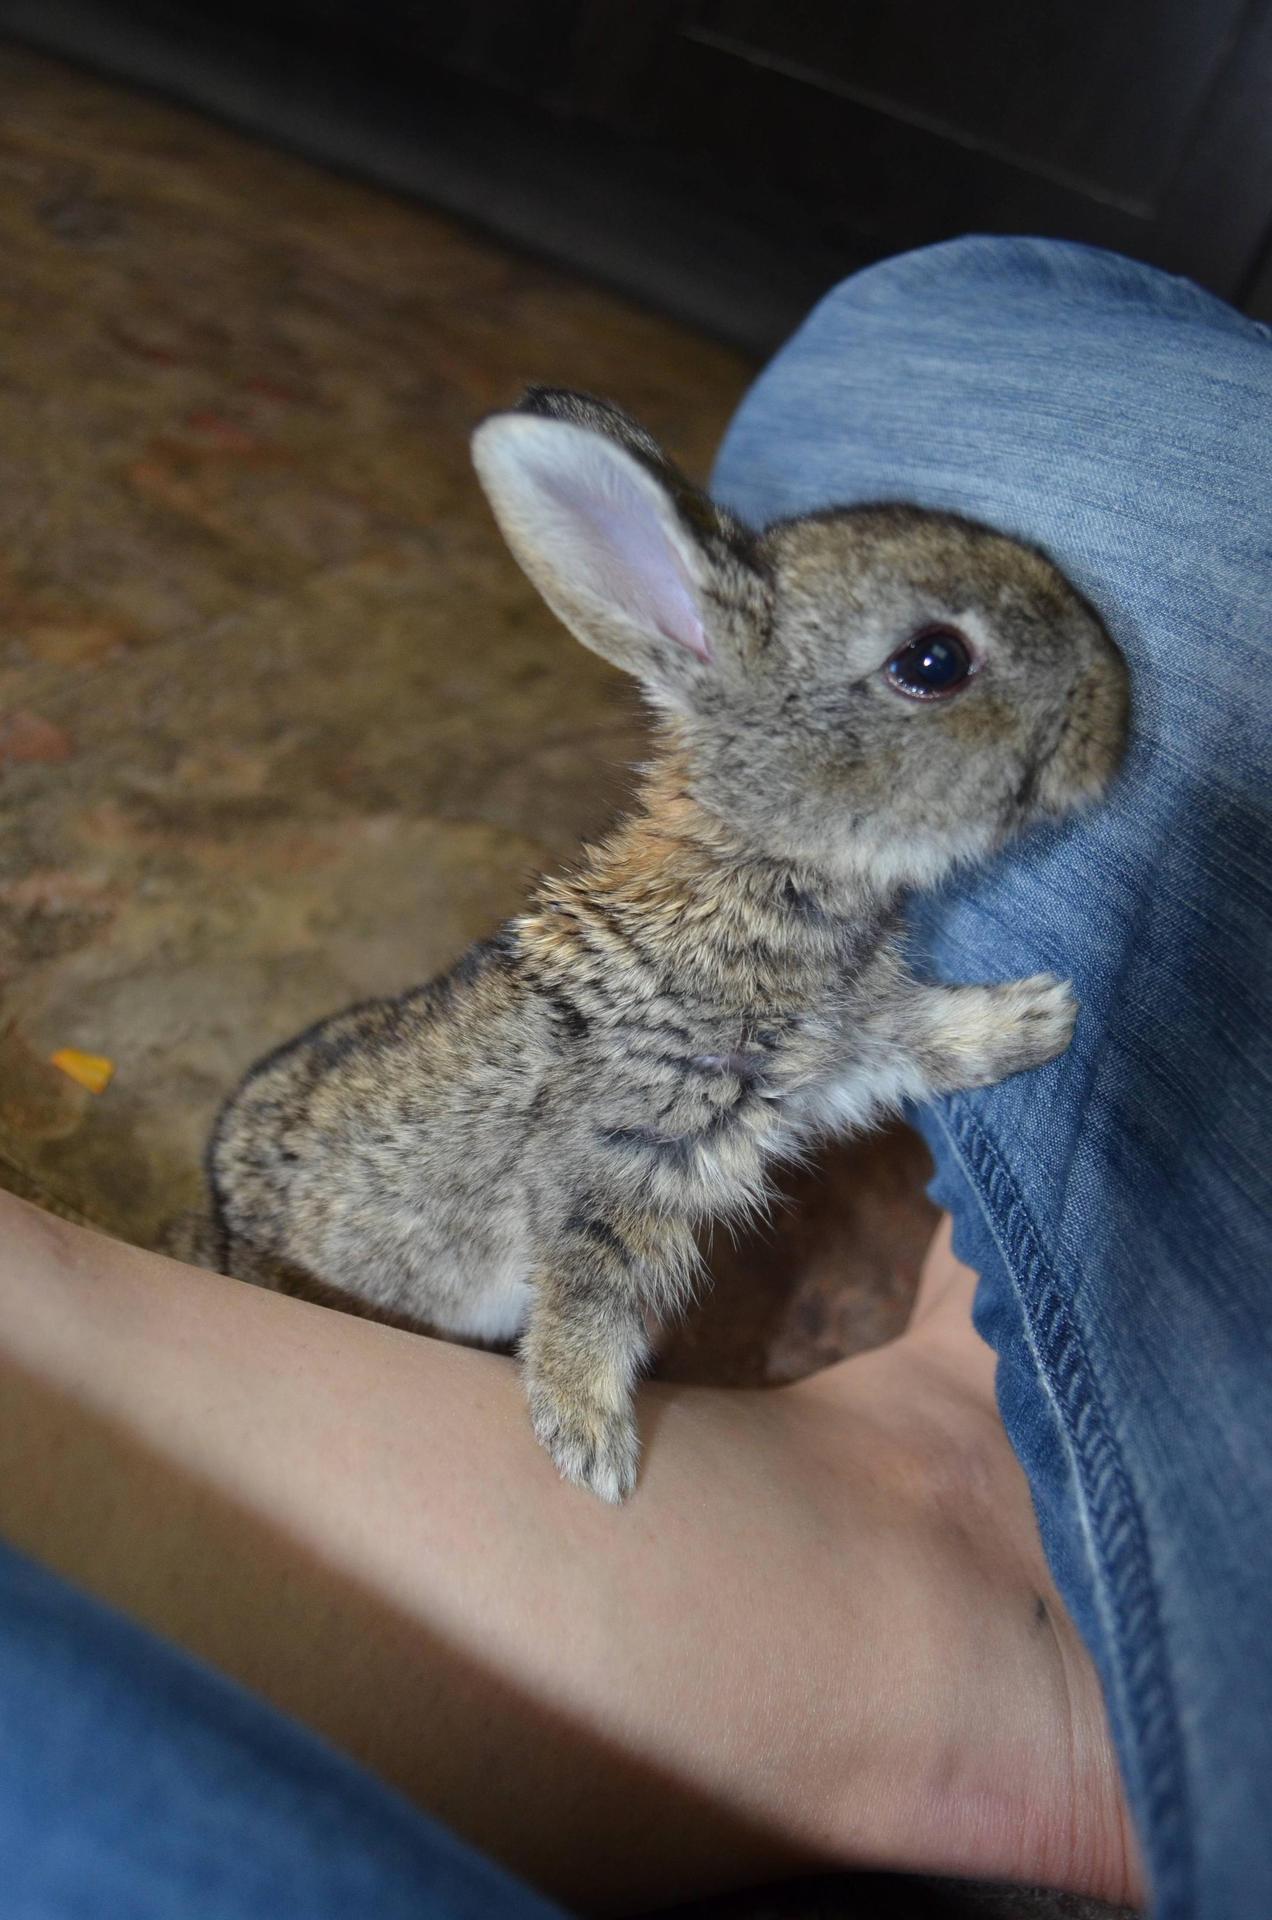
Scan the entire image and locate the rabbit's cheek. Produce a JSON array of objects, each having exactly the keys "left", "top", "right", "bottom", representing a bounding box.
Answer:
[{"left": 1035, "top": 658, "right": 1131, "bottom": 814}]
